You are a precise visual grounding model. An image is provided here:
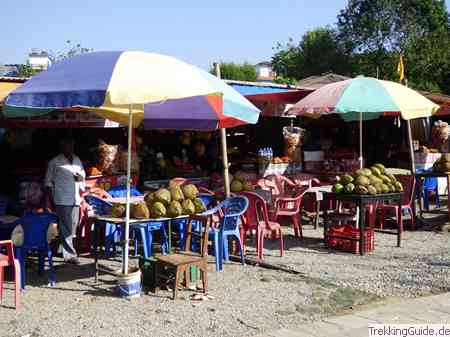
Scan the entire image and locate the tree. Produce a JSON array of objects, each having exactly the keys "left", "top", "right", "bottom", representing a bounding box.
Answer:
[
  {"left": 210, "top": 62, "right": 257, "bottom": 81},
  {"left": 337, "top": 0, "right": 449, "bottom": 53},
  {"left": 272, "top": 27, "right": 351, "bottom": 82},
  {"left": 337, "top": 0, "right": 450, "bottom": 90},
  {"left": 50, "top": 40, "right": 93, "bottom": 63},
  {"left": 17, "top": 64, "right": 40, "bottom": 77}
]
